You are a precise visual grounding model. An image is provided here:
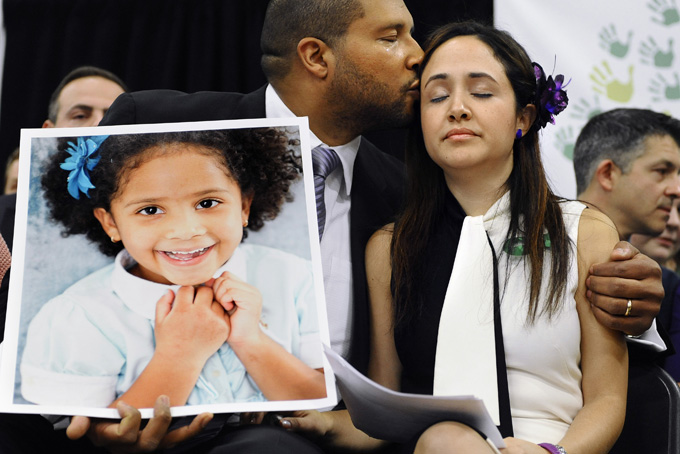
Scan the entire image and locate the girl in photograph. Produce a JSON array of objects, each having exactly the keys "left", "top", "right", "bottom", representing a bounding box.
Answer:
[{"left": 21, "top": 128, "right": 326, "bottom": 410}]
